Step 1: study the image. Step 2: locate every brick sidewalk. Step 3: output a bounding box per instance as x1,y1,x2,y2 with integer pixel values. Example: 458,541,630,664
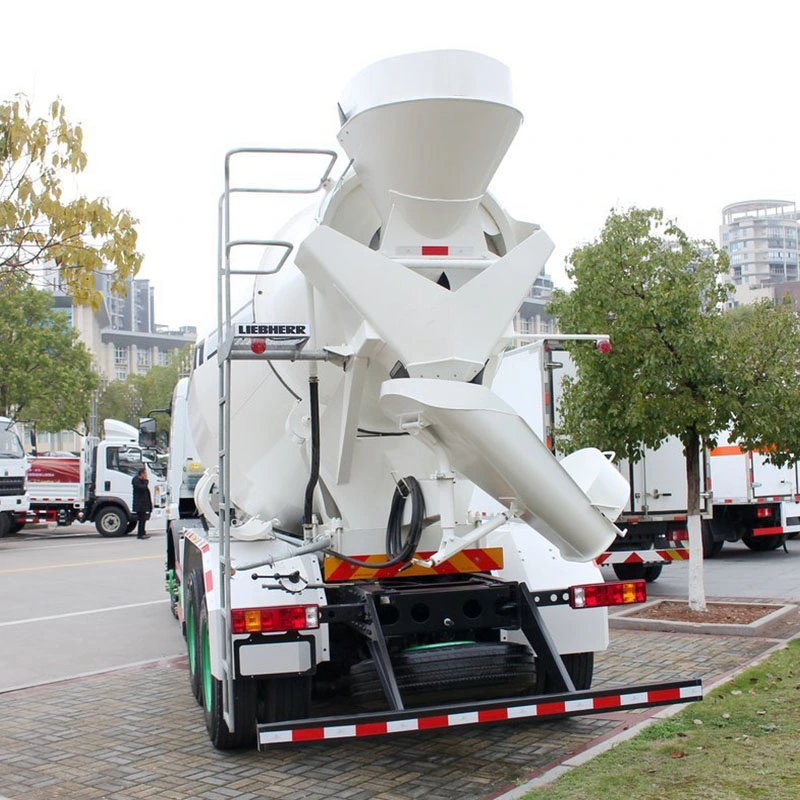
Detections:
0,626,788,800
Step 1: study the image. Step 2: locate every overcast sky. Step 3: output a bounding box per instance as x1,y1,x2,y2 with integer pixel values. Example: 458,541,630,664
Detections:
4,0,799,334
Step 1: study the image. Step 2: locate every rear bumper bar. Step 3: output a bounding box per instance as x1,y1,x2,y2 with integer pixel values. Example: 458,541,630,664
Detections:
257,678,702,747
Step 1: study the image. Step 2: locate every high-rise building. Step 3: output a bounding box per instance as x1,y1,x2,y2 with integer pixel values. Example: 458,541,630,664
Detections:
47,271,196,385
720,200,799,306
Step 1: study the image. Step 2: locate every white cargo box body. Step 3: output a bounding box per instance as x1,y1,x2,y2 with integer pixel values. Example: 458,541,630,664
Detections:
710,430,798,504
617,437,709,518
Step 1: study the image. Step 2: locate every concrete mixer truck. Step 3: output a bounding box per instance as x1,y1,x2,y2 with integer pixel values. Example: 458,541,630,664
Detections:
173,50,701,749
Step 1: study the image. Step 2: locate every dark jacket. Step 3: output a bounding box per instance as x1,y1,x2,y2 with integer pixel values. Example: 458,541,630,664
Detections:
132,474,153,515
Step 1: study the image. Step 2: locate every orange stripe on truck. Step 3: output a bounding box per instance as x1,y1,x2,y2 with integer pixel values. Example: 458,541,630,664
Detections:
324,548,504,581
709,445,744,457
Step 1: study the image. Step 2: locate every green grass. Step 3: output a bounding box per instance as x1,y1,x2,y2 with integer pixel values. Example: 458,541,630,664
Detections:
522,639,800,800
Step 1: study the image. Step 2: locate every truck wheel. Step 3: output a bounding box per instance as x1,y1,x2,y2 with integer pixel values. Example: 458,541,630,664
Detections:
199,600,256,749
350,642,536,709
186,569,204,704
0,513,10,537
642,564,663,582
743,533,785,552
126,519,138,534
166,569,180,620
612,563,645,581
260,676,312,722
702,522,724,558
8,520,24,533
537,652,594,693
95,507,127,537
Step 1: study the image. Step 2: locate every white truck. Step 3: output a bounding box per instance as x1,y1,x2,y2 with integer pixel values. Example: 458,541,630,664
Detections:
543,342,799,561
704,430,800,555
0,417,29,536
24,419,165,536
165,377,204,615
174,50,701,750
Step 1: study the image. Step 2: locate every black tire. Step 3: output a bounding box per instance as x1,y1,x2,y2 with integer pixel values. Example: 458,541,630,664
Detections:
260,676,312,723
199,600,256,749
743,533,785,552
0,513,10,537
95,506,128,537
186,569,204,704
350,642,536,709
642,564,663,582
612,563,645,581
537,652,594,693
126,519,138,534
702,522,724,558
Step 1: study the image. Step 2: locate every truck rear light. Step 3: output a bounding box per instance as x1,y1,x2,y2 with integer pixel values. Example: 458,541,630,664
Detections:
250,338,267,355
671,529,688,542
231,604,320,634
570,580,646,609
756,507,773,519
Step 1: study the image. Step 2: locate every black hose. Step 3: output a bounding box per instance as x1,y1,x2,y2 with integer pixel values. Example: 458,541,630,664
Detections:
302,376,320,524
325,476,426,569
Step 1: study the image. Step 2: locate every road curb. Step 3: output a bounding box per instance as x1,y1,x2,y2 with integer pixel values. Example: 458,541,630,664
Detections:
609,599,797,637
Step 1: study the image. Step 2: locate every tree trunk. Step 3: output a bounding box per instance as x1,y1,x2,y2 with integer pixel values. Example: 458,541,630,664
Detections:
685,429,707,612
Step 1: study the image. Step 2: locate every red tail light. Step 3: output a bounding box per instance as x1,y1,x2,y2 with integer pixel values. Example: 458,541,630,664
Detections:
231,605,320,634
671,529,688,542
250,338,267,355
570,580,646,609
756,507,773,519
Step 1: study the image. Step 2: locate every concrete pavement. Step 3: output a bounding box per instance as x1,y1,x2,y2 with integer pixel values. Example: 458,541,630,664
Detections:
2,615,795,799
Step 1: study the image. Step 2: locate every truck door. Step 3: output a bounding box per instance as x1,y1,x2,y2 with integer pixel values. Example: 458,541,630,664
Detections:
100,444,146,510
750,452,796,500
621,437,710,516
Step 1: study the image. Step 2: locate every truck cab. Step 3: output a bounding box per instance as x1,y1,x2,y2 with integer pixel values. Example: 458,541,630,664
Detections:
0,417,29,536
81,420,166,536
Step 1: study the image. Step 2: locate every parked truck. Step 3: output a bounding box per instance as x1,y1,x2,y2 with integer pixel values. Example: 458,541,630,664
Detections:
704,430,800,555
0,417,29,536
165,377,204,615
542,341,799,562
24,419,166,536
173,50,701,750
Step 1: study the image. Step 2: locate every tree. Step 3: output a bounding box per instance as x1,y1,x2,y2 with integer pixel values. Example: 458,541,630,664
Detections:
0,96,142,306
549,208,731,611
722,297,800,466
0,273,99,430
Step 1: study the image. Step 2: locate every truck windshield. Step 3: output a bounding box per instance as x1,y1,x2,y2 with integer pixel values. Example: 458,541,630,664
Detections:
0,428,24,458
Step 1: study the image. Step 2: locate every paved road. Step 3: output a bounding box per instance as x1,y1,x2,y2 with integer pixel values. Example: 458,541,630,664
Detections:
647,538,800,602
0,517,183,692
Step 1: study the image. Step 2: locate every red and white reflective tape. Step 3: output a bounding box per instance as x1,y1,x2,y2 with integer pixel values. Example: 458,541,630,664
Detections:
184,529,211,554
595,548,689,566
257,683,702,746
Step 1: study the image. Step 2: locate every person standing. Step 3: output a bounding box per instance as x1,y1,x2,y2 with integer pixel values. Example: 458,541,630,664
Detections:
132,467,153,540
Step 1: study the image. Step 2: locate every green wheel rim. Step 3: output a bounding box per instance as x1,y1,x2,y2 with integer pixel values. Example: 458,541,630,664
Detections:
202,615,213,713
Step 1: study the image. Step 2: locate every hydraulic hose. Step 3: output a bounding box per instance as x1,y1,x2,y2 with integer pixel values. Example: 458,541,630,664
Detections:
303,376,320,525
325,476,426,569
